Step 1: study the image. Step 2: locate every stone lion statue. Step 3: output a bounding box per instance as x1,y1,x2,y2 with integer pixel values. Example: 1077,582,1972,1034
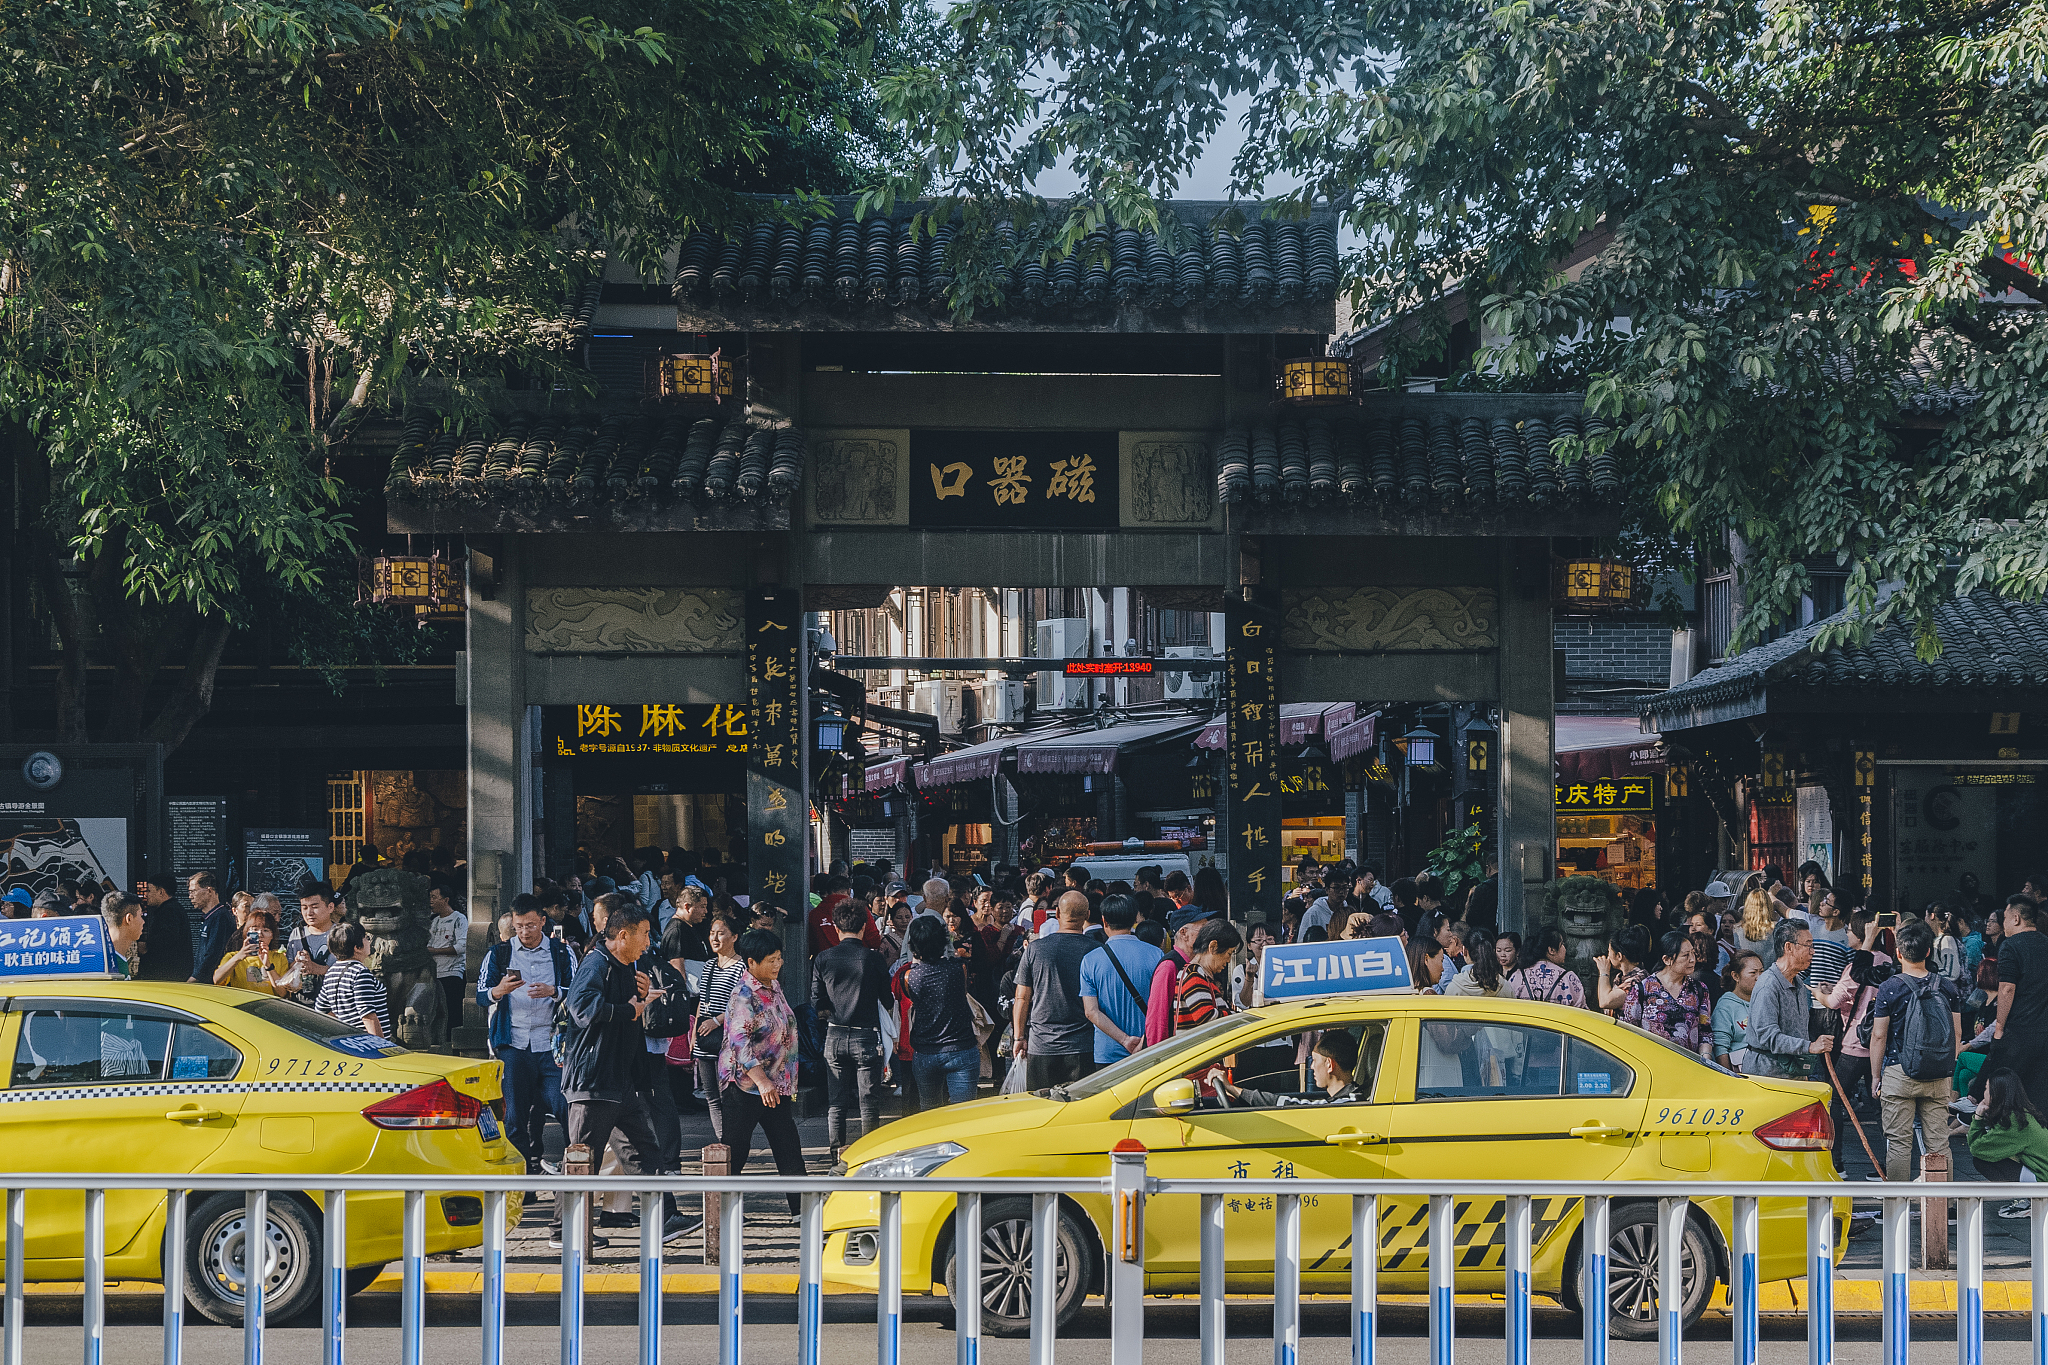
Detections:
346,868,448,1050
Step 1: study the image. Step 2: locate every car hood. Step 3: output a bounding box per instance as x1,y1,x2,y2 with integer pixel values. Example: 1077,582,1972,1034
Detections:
841,1091,1066,1168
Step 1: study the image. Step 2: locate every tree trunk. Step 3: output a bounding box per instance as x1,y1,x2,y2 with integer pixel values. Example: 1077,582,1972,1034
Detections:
142,614,233,751
33,537,89,743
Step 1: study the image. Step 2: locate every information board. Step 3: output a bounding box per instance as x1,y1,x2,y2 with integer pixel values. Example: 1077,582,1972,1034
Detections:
169,799,228,908
244,828,326,898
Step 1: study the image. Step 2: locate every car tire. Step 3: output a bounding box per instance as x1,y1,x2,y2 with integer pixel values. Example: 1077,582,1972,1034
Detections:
183,1193,321,1327
1563,1203,1714,1342
943,1197,1090,1338
344,1264,387,1298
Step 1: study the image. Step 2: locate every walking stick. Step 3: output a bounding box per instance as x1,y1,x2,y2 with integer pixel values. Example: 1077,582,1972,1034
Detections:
1824,1049,1885,1177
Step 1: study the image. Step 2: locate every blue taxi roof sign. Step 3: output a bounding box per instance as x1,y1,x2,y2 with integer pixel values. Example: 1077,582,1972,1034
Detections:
1255,935,1411,1005
0,915,114,980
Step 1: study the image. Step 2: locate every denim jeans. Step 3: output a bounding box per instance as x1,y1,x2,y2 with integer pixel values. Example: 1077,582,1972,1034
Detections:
501,1045,564,1163
911,1046,980,1108
824,1026,884,1146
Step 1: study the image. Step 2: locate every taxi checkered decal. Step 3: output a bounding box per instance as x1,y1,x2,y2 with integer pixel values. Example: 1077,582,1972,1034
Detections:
1378,1197,1579,1272
0,1080,410,1105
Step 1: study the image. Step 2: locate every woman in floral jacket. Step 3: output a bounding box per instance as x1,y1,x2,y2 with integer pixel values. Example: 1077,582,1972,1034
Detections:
718,927,805,1212
1621,929,1714,1057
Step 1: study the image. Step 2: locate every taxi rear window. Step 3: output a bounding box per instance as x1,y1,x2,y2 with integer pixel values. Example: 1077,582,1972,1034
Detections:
234,997,409,1052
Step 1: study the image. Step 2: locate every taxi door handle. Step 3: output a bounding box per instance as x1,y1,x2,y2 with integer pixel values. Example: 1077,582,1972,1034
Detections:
1569,1123,1629,1140
1325,1127,1384,1147
165,1106,222,1124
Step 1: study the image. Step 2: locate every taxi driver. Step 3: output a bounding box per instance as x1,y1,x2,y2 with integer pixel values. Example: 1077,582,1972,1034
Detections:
1222,1029,1364,1108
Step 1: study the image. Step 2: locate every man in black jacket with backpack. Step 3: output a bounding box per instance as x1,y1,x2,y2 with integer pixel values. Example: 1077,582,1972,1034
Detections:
549,896,692,1247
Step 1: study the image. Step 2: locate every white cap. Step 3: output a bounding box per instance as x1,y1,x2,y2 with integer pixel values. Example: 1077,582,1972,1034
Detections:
1703,880,1732,898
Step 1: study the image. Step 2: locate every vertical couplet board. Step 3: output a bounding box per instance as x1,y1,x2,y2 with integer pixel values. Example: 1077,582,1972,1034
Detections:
1226,596,1281,923
747,589,807,933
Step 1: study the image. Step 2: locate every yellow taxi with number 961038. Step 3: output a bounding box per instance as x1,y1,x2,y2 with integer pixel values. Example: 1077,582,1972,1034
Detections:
0,978,524,1325
823,993,1845,1338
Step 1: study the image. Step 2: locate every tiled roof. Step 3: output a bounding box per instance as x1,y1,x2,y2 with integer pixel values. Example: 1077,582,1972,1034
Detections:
385,410,803,506
1644,590,2048,726
1216,409,1621,509
671,202,1339,323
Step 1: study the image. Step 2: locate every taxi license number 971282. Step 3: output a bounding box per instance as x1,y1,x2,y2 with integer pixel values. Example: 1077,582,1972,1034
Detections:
1655,1106,1745,1127
266,1057,369,1078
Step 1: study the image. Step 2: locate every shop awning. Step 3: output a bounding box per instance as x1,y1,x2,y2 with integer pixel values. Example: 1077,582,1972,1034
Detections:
914,734,1017,789
1556,714,1666,782
1194,703,1349,751
863,757,910,793
1327,710,1381,763
1015,717,1208,776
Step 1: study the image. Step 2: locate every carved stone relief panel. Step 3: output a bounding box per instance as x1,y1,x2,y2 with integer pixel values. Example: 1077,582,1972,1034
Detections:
526,588,743,654
1281,587,1498,651
807,429,910,525
1119,431,1217,527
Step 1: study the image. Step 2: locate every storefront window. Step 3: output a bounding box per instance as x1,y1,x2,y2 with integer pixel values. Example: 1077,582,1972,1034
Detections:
1555,775,1657,894
1281,816,1346,882
1890,766,2048,915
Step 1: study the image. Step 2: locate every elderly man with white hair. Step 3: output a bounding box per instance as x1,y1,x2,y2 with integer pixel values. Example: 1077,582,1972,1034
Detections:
894,877,952,963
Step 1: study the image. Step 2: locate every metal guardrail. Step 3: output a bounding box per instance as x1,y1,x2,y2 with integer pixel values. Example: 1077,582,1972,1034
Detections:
1,1171,2044,1365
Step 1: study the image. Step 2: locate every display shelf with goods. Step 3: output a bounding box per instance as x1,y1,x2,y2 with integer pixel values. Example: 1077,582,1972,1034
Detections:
1280,817,1347,882
1555,813,1656,893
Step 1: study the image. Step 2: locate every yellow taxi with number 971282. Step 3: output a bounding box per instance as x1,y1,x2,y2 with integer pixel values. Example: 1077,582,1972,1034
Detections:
824,991,1844,1338
0,972,524,1325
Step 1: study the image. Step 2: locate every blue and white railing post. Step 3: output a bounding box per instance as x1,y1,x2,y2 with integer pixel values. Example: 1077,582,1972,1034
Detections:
1731,1194,1758,1365
1108,1142,1147,1365
243,1189,266,1365
1351,1194,1377,1365
1957,1196,1983,1365
83,1187,104,1365
1881,1197,1908,1365
1199,1193,1225,1365
1506,1195,1532,1365
1274,1192,1302,1365
954,1193,982,1365
401,1188,425,1365
480,1189,504,1365
1807,1198,1835,1365
799,1193,825,1365
1657,1197,1686,1365
2032,1193,2047,1365
1582,1194,1608,1365
561,1186,587,1365
1029,1194,1056,1365
165,1189,188,1365
638,1189,662,1365
878,1190,903,1365
1428,1194,1455,1365
3,1188,20,1365
718,1191,743,1365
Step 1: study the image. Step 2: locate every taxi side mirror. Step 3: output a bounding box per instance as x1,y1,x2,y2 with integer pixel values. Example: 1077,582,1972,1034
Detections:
1151,1078,1197,1116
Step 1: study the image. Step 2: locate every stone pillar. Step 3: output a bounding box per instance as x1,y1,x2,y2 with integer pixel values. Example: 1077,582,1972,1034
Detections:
1496,539,1553,935
1225,593,1281,923
465,539,528,964
746,586,808,982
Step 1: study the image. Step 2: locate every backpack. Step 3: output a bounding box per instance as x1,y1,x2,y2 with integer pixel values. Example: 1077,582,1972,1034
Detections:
1895,974,1956,1081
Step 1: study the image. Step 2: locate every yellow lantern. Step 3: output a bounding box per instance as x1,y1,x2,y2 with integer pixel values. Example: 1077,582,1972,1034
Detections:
1277,358,1353,404
1555,557,1637,610
653,351,734,402
369,554,436,607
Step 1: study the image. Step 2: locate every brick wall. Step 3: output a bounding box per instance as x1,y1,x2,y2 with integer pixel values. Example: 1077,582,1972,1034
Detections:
1556,616,1672,716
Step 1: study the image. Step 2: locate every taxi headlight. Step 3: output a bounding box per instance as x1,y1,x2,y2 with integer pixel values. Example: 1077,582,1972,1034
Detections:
851,1142,966,1182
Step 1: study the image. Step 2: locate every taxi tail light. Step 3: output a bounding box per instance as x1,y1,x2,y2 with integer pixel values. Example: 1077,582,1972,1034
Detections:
361,1080,484,1130
1754,1101,1833,1150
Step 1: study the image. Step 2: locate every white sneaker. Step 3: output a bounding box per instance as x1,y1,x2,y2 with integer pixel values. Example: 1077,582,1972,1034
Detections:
540,1159,561,1176
1997,1200,2031,1219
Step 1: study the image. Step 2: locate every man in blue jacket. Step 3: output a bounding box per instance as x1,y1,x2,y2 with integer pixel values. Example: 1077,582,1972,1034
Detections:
548,898,689,1247
478,895,575,1175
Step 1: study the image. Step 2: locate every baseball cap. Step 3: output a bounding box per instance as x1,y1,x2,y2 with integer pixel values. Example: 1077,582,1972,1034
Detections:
1168,905,1211,934
31,892,62,913
885,881,909,896
1703,880,1732,898
3,888,33,909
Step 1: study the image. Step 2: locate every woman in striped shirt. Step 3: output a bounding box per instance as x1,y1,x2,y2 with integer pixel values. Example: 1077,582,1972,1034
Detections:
691,916,747,1142
1171,920,1243,1033
314,923,391,1037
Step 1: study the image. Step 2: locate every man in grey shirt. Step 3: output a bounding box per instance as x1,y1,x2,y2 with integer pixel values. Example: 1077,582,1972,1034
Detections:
1744,918,1833,1078
1012,892,1099,1090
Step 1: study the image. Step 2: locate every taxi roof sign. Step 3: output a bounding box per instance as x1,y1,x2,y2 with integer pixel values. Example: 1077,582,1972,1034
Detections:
0,915,113,981
1255,935,1411,1005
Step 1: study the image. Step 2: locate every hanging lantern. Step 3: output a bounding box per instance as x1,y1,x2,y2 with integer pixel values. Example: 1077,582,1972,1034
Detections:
651,350,735,402
368,554,436,606
1463,718,1497,774
414,599,464,627
1554,557,1637,611
1276,358,1354,404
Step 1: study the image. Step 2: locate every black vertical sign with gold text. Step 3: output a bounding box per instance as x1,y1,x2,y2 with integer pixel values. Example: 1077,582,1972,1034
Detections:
747,589,806,925
1225,597,1281,922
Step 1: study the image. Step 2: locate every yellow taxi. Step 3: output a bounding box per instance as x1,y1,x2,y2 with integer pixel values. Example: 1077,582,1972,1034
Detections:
824,993,1844,1337
0,976,524,1324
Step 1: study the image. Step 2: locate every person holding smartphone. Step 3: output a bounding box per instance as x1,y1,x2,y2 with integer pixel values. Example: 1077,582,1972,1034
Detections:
213,909,292,996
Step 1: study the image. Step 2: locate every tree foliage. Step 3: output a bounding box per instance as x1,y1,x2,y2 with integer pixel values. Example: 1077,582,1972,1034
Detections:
877,0,2048,656
0,0,890,742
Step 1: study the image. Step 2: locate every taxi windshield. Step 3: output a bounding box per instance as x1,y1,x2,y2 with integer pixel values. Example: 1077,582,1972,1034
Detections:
234,997,410,1051
1057,1012,1263,1101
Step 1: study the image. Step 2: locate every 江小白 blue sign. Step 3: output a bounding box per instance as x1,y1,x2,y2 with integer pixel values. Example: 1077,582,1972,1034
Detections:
1256,935,1411,1004
0,916,110,978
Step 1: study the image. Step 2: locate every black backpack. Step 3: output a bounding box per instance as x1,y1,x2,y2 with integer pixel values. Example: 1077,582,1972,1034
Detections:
1895,974,1956,1081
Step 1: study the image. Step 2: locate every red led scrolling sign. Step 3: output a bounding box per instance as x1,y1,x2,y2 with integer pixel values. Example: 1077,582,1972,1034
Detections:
1063,659,1156,676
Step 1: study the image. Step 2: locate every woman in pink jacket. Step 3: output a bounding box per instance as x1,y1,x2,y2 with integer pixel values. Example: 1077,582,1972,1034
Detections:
1820,912,1894,1172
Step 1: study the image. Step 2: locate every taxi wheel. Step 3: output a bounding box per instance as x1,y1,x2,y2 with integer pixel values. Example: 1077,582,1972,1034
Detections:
183,1193,321,1328
943,1197,1090,1338
1575,1204,1714,1342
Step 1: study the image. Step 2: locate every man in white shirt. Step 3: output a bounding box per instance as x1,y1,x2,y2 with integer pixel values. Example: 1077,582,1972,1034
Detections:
480,897,572,1172
1357,864,1395,910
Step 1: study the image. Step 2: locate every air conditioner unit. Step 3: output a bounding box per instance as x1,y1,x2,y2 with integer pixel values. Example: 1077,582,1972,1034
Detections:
1163,645,1216,701
1034,617,1093,710
911,680,971,736
980,680,1028,724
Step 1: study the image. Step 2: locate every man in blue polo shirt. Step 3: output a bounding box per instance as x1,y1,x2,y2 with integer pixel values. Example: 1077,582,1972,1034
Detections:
1079,894,1165,1064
